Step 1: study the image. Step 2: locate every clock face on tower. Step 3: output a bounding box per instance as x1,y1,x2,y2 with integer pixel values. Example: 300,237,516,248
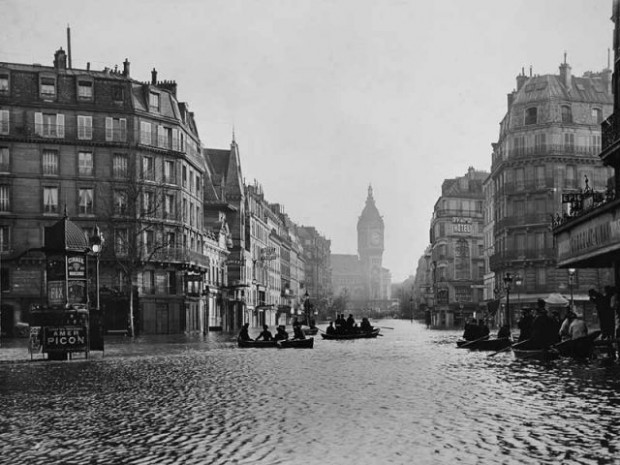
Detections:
370,231,381,246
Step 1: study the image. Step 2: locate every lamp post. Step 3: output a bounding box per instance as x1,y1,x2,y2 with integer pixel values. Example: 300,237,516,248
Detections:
515,274,522,309
90,226,104,313
568,268,576,310
303,290,310,326
503,272,513,328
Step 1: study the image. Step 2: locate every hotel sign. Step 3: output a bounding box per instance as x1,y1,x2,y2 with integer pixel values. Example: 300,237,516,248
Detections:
556,209,620,263
452,217,472,234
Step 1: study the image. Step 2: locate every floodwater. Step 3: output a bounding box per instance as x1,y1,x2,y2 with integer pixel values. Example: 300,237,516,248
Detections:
1,320,620,465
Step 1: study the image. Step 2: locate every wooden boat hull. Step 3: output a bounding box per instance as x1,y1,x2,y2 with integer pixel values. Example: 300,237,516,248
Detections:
456,337,489,348
458,338,511,351
554,331,601,358
320,328,380,340
302,327,319,336
513,348,560,361
237,339,278,348
277,337,314,349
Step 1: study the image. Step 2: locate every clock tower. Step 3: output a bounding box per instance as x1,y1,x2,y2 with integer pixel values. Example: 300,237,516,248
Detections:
357,185,385,300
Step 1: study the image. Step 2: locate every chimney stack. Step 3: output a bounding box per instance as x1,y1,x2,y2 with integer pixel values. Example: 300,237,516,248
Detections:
123,59,130,78
151,68,157,85
53,48,67,70
66,25,72,69
516,68,527,91
559,52,572,89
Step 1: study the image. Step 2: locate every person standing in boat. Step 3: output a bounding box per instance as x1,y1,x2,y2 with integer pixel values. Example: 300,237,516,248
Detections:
255,324,274,341
346,314,356,331
326,321,336,335
527,299,556,349
238,323,253,341
517,308,533,342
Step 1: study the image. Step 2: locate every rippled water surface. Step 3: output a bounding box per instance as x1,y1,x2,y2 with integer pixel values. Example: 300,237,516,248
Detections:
2,320,620,465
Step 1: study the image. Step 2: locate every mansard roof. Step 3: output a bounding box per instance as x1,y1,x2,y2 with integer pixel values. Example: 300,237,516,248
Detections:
512,72,612,106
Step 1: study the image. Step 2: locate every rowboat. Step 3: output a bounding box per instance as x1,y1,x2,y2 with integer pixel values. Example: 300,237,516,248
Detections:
320,328,381,340
553,331,601,359
277,337,314,349
512,347,560,361
237,338,278,348
457,338,512,351
456,336,489,348
302,326,319,336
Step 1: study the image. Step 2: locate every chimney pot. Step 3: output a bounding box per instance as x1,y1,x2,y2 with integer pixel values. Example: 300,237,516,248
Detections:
123,59,130,77
53,48,67,70
151,68,157,85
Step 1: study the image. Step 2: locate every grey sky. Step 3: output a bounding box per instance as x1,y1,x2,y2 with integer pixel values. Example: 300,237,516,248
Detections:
0,0,613,281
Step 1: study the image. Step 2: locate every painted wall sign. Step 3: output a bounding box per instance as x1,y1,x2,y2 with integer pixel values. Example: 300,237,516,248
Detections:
48,280,65,306
556,209,620,261
67,256,86,278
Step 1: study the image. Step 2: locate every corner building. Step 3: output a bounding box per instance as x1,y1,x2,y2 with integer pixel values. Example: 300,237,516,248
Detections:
490,60,613,324
0,49,231,335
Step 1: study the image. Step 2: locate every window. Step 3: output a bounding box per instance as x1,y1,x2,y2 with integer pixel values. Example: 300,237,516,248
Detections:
0,73,8,94
190,201,194,226
114,190,127,215
113,154,128,178
534,133,546,150
40,77,56,98
35,113,64,138
149,92,160,111
164,194,174,218
564,133,575,151
536,267,547,286
196,175,201,193
115,228,128,255
182,165,187,188
140,121,152,145
77,115,93,140
525,107,537,125
561,105,572,123
105,117,127,142
592,108,603,124
157,125,170,148
143,270,154,293
565,165,576,188
143,191,154,215
164,160,175,184
144,230,154,254
183,198,188,221
515,168,525,190
112,86,124,102
0,148,8,172
77,80,93,99
43,187,59,213
142,156,154,181
535,165,546,188
0,109,8,134
78,152,93,176
42,150,59,175
166,232,176,247
0,225,9,252
0,185,9,212
78,188,94,215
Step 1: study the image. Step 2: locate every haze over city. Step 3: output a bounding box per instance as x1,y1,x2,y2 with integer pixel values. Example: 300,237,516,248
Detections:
1,0,613,281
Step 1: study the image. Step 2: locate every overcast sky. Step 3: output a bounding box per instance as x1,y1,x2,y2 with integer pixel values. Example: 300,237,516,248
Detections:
1,0,614,281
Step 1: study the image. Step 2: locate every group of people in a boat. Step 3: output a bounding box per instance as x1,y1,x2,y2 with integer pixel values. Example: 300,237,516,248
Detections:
462,319,490,341
325,314,373,335
238,321,306,342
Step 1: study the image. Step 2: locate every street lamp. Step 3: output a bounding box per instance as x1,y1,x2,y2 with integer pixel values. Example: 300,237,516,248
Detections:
568,268,576,310
303,290,310,325
89,226,104,313
503,272,513,329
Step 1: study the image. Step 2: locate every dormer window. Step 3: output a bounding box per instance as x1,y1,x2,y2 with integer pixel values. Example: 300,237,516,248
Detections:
561,105,573,124
0,73,9,94
525,107,537,125
77,79,93,100
149,91,160,111
39,76,56,99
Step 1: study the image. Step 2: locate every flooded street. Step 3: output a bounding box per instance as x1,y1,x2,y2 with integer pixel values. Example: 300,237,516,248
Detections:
2,320,620,465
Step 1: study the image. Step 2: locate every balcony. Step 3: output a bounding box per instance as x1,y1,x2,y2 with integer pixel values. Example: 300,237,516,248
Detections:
495,213,550,230
148,247,209,269
489,248,556,270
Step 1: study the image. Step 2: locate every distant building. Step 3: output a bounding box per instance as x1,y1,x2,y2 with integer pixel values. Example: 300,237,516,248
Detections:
331,186,391,315
298,225,332,318
428,167,488,328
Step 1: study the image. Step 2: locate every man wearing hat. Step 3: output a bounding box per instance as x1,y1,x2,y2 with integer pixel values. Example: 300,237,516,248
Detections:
517,307,533,342
526,299,557,349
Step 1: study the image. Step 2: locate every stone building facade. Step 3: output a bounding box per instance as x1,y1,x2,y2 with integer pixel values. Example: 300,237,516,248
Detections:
0,49,231,335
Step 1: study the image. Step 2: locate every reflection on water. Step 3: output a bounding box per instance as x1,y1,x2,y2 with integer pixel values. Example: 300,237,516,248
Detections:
1,321,620,464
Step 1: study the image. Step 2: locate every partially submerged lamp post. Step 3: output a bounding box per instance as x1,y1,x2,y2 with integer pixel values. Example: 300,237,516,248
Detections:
568,268,576,310
503,272,513,328
90,226,104,314
303,290,310,325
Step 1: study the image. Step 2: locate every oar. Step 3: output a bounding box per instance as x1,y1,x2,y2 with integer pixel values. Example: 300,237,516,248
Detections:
459,334,489,349
380,326,394,330
487,338,528,357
